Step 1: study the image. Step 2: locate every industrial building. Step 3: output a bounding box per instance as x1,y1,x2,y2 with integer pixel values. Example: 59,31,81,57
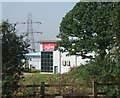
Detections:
25,40,87,74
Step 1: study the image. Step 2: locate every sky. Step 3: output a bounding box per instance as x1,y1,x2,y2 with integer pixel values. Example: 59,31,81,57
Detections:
2,2,77,51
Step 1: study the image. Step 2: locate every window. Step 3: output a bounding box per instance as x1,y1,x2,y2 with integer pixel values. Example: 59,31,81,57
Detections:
68,61,70,66
62,60,66,66
62,61,70,66
41,52,53,72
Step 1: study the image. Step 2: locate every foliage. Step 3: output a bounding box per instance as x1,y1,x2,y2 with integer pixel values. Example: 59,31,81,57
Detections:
70,55,120,81
57,2,120,60
14,74,92,97
68,55,120,96
46,74,91,96
1,20,29,96
22,68,41,73
20,73,59,84
68,65,89,81
14,73,60,96
57,2,120,96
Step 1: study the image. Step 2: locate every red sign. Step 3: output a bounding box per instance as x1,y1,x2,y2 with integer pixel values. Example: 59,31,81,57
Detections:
42,43,56,51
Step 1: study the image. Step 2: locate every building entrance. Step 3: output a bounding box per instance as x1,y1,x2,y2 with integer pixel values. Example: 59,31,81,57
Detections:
41,51,53,72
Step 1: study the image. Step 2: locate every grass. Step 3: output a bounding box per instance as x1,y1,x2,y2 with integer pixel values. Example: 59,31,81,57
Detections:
16,72,92,97
20,72,60,85
19,67,84,85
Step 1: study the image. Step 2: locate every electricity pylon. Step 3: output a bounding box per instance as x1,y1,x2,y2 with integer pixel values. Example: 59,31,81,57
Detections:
20,12,42,52
10,13,42,52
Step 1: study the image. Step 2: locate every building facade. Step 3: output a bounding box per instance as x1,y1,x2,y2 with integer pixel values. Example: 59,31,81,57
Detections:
26,40,87,74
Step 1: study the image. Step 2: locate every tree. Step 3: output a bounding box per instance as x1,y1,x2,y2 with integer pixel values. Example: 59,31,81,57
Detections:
57,2,120,96
1,20,29,96
57,2,120,60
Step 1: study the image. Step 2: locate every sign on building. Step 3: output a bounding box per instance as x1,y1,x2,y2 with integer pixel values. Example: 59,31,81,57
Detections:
42,42,56,51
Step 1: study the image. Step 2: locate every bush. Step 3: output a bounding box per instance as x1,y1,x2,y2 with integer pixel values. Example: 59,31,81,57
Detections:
22,67,41,73
1,20,29,96
46,74,91,96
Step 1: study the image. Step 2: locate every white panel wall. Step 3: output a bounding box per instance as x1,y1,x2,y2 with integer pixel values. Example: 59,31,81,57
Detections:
53,50,60,73
61,52,76,73
53,51,87,74
40,44,43,51
28,57,41,70
27,49,88,73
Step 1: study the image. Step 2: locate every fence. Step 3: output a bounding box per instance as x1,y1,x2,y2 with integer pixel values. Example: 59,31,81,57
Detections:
40,82,92,98
2,81,120,98
94,81,120,98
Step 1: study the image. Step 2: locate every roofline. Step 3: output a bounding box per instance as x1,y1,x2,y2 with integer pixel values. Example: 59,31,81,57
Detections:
37,40,59,43
24,52,41,57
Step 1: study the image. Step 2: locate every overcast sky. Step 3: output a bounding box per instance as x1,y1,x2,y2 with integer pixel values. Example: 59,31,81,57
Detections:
2,2,77,51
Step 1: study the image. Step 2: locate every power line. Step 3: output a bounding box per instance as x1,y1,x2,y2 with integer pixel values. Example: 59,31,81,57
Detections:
7,13,42,52
18,13,42,52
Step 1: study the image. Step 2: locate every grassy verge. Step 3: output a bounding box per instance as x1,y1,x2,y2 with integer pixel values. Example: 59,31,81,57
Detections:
16,72,92,96
20,73,60,84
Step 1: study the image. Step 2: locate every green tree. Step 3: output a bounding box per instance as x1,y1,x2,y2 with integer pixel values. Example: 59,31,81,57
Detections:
1,20,29,96
57,2,120,60
57,2,120,96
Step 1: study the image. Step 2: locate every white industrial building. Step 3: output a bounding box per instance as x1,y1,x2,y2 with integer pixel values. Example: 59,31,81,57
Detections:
25,40,87,74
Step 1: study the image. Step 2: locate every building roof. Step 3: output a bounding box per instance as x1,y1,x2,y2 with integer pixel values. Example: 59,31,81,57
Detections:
37,40,59,43
24,52,41,57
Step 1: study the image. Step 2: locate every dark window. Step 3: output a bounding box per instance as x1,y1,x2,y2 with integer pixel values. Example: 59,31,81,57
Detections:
68,61,70,66
65,61,70,66
62,60,66,66
41,51,53,72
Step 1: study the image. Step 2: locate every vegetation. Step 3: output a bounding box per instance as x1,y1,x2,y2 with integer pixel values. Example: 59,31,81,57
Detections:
46,74,91,96
57,2,120,96
23,68,41,73
14,73,61,96
20,73,59,84
1,20,29,96
1,2,120,97
57,2,120,60
17,73,91,97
